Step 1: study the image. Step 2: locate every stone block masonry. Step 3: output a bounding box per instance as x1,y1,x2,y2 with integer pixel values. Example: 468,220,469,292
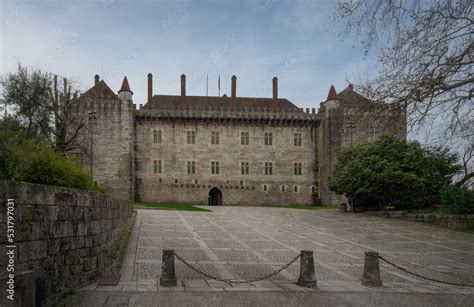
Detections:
0,180,133,306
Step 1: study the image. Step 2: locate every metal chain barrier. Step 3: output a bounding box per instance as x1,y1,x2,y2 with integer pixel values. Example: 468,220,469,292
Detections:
378,255,474,288
173,252,301,284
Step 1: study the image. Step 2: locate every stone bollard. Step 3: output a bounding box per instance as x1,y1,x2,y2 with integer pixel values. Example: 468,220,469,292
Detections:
297,250,317,288
361,251,382,287
339,203,347,213
160,249,177,287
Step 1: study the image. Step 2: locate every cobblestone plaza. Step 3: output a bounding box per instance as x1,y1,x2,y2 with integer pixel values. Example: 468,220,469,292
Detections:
81,207,474,295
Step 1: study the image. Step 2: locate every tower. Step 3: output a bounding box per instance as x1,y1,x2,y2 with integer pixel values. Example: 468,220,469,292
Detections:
72,75,135,200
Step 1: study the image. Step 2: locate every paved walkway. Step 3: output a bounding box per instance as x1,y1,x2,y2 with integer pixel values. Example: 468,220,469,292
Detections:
68,207,474,306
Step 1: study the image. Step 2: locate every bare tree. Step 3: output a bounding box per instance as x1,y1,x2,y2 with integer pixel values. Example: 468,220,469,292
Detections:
336,0,473,186
48,75,85,152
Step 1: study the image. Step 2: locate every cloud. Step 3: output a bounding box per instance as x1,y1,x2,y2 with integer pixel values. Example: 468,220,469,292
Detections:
0,0,373,107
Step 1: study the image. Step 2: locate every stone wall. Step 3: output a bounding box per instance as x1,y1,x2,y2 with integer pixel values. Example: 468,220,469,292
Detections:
72,95,135,201
135,118,318,205
364,211,474,231
0,181,133,306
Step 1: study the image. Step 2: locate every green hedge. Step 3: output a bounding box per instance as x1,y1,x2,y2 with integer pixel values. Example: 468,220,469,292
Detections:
0,117,98,191
439,185,474,214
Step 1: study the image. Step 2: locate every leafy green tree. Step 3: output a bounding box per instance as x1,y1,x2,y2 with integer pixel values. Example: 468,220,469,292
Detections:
1,64,51,139
1,63,84,151
329,137,461,210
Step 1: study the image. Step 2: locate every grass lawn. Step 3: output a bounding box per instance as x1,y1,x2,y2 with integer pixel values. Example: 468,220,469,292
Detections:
128,201,212,212
128,202,336,212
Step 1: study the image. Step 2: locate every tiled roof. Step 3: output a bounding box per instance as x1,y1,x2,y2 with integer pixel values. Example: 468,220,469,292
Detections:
81,80,117,99
144,95,301,112
336,85,371,105
119,76,131,93
326,85,337,101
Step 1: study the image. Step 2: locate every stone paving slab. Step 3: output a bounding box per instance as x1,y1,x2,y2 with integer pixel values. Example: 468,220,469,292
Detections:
81,207,474,297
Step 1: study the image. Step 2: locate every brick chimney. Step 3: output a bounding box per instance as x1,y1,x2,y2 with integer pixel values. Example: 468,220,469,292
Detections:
147,73,153,103
94,74,99,86
181,74,186,96
272,77,278,100
231,75,236,98
272,77,278,112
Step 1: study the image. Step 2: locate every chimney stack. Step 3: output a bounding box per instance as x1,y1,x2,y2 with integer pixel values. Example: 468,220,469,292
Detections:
231,75,237,98
147,73,153,103
272,77,278,100
94,74,99,86
181,74,186,96
272,77,278,112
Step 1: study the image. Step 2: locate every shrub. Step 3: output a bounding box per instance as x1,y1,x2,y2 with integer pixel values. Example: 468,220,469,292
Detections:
439,185,474,214
15,146,96,190
329,137,461,211
0,117,98,191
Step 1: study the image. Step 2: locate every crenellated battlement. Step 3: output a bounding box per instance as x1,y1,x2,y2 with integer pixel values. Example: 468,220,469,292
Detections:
133,105,319,124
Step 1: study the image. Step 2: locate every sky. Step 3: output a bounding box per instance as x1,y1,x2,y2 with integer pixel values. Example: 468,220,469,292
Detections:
0,0,377,108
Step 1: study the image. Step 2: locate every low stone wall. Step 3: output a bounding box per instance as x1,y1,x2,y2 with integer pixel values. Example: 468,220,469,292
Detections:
364,210,474,231
0,180,133,306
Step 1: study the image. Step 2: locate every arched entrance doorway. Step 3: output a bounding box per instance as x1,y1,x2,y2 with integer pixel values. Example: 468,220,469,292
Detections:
208,187,222,206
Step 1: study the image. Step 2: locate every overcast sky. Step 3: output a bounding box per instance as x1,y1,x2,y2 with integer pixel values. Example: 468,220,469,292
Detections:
1,0,377,108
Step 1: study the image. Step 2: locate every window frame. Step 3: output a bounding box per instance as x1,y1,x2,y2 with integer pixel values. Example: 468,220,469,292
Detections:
264,132,273,146
241,162,250,175
211,131,220,145
241,131,249,145
211,161,220,174
294,133,302,146
187,161,196,174
264,162,273,175
153,160,162,174
294,162,302,175
187,130,196,144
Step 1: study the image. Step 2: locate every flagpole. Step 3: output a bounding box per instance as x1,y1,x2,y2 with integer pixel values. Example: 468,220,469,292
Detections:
218,75,221,96
206,75,208,96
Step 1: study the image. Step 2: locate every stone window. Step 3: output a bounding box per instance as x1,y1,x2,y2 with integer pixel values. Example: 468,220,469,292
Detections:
281,185,286,192
211,131,220,145
294,186,298,192
312,186,316,193
240,180,244,186
187,131,196,144
294,162,302,175
241,132,249,145
175,179,179,184
264,132,273,146
153,129,162,144
153,160,162,174
241,162,249,175
263,184,267,191
264,162,273,175
211,161,220,174
187,161,196,174
294,133,302,146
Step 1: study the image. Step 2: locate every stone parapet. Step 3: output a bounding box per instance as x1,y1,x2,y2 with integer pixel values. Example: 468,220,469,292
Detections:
364,210,474,231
